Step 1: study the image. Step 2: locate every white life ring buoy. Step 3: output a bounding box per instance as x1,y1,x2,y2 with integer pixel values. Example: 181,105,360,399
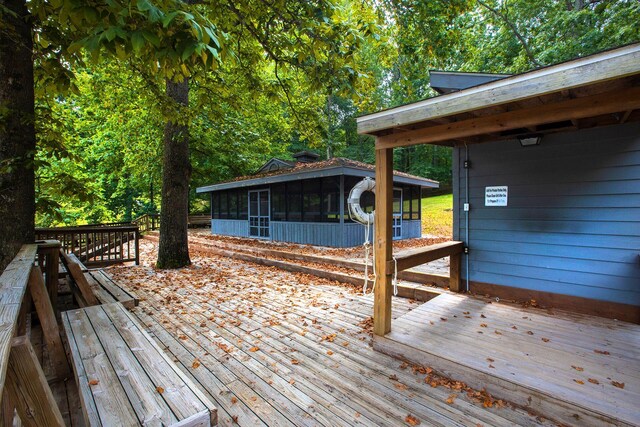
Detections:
348,177,375,225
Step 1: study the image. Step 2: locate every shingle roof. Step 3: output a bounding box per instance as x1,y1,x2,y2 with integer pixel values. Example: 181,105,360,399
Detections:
196,157,438,193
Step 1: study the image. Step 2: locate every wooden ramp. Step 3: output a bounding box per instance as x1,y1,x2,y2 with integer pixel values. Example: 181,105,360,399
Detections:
374,293,640,427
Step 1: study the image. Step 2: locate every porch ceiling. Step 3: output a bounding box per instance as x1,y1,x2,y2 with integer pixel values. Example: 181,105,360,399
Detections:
357,43,640,148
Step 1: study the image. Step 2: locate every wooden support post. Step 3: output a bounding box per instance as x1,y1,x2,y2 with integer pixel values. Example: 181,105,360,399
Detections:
28,267,70,380
6,336,65,427
36,241,61,313
374,146,394,336
449,251,462,292
1,389,16,427
45,243,60,312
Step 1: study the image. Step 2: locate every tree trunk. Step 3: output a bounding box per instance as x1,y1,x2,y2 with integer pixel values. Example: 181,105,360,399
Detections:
157,77,191,268
0,0,35,270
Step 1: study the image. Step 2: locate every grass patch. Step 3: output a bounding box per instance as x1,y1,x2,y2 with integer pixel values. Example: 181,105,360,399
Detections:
421,193,453,238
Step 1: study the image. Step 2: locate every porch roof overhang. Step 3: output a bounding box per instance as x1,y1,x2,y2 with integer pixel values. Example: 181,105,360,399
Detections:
357,43,640,149
195,165,438,193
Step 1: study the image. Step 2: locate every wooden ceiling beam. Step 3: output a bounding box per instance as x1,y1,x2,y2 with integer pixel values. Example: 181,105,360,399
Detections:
376,86,640,150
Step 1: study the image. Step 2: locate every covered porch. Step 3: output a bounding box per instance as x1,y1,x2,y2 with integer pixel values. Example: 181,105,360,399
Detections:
359,43,640,426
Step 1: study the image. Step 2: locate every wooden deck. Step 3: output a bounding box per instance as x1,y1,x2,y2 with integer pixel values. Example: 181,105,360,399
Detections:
106,243,554,427
374,293,640,427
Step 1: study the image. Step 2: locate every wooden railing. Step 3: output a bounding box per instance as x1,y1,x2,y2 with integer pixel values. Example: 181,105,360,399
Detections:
35,225,139,266
133,213,211,232
133,213,160,233
0,242,70,425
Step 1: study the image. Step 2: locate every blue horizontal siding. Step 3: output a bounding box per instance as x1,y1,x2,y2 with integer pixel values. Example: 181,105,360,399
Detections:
212,220,249,237
454,122,640,305
470,271,640,305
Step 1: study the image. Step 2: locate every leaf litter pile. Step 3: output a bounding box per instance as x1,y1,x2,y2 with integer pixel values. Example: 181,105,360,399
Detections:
107,238,554,426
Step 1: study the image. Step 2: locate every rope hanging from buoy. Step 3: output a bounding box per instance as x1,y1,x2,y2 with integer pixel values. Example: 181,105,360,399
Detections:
347,177,399,296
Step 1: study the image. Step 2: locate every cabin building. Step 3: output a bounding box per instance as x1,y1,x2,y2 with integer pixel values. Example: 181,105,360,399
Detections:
357,43,640,330
196,152,438,247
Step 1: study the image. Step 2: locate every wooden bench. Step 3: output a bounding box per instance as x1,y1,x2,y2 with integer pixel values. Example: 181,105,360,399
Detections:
0,244,69,426
60,251,138,308
84,269,139,309
62,303,217,426
187,215,211,228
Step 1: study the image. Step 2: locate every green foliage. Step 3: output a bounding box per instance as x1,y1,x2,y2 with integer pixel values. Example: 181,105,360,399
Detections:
28,0,639,224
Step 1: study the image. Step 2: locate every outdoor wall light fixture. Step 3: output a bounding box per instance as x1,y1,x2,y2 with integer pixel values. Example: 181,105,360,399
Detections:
518,134,542,147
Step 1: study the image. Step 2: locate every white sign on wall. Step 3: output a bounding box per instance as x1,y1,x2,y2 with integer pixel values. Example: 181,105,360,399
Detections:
485,186,508,206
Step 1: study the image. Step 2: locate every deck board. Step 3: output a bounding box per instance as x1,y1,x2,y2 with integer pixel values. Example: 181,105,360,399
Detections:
107,240,557,427
377,293,640,427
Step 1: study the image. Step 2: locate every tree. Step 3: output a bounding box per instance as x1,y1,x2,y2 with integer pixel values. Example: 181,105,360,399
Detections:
157,77,191,267
0,0,222,268
0,0,35,270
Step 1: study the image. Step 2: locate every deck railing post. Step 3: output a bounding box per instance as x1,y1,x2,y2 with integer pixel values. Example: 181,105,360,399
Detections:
449,251,462,292
36,240,61,313
374,145,394,336
134,228,140,265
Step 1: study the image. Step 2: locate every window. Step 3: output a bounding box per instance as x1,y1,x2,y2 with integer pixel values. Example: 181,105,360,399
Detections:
411,187,421,220
228,190,238,219
271,183,286,221
238,190,248,220
287,181,302,221
303,179,322,222
219,191,228,219
212,192,220,219
322,177,340,222
403,186,411,220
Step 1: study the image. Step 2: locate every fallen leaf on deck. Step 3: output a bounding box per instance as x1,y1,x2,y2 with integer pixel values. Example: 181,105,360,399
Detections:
88,379,99,386
327,350,334,356
571,365,584,372
611,381,625,389
231,397,238,404
594,349,610,355
480,323,487,328
541,338,550,342
511,325,518,330
445,393,457,404
291,359,299,365
405,414,421,425
574,379,584,385
249,346,260,352
526,331,534,335
394,383,408,390
486,358,494,363
192,359,201,369
231,415,238,423
389,374,399,381
588,378,599,384
494,330,502,335
480,314,486,318
156,386,165,394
